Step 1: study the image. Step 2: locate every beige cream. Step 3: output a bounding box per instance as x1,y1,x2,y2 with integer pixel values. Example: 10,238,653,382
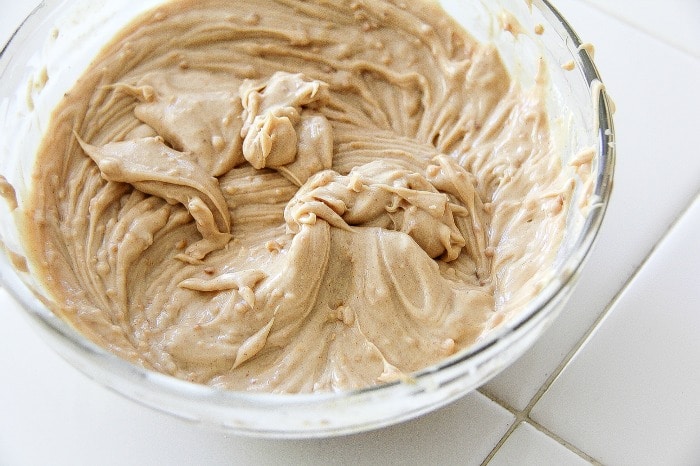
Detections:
23,0,577,393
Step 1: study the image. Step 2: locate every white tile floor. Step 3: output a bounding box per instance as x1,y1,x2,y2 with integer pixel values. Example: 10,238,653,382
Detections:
1,0,699,465
530,194,700,466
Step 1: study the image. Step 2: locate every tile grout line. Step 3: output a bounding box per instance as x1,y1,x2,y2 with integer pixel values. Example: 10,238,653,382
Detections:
478,188,700,463
526,417,602,465
477,408,523,466
578,0,700,61
479,390,600,465
478,390,600,465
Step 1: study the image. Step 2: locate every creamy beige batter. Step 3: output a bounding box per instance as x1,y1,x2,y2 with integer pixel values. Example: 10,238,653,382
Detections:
23,0,576,393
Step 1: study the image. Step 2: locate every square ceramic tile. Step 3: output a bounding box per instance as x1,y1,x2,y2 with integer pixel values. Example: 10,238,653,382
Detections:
530,194,700,465
488,422,591,466
0,291,515,465
578,0,700,59
481,0,700,411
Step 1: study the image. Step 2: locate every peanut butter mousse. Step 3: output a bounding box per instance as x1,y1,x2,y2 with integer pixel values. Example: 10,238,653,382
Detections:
23,0,578,393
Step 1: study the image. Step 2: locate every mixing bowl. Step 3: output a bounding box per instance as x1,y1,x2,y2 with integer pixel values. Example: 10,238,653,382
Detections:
0,0,614,438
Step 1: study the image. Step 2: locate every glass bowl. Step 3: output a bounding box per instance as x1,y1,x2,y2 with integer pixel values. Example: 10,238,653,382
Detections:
0,0,614,438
